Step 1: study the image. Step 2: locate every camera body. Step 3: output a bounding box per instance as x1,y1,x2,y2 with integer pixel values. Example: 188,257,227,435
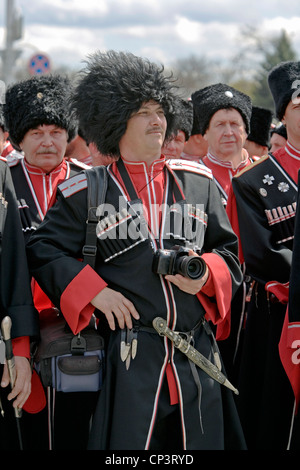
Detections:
152,245,207,280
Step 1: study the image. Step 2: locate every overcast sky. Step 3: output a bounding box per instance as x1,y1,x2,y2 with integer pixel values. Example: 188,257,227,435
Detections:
0,0,300,73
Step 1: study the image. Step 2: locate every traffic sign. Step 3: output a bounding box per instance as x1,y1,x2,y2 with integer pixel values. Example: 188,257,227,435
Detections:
28,53,51,76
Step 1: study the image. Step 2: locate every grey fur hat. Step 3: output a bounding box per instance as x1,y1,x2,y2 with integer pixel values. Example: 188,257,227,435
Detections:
191,83,252,135
72,50,179,157
4,74,77,150
268,61,300,120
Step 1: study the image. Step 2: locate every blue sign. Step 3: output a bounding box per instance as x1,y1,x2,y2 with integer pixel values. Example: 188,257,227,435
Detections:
28,53,51,75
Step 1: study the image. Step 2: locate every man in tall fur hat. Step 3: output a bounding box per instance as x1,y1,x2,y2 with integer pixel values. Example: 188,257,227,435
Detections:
180,99,208,162
189,84,258,383
3,74,95,450
244,105,273,158
191,83,254,206
162,99,193,159
27,50,246,450
226,60,300,450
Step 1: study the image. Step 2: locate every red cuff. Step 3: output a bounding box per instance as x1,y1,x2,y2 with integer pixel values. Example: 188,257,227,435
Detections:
197,253,232,340
60,264,107,334
12,336,30,358
265,281,289,303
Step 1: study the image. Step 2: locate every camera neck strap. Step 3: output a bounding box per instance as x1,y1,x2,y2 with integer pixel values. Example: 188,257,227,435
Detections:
116,157,185,205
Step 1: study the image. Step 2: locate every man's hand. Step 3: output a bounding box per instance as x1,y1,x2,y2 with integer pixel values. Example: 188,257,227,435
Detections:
91,287,140,330
1,356,32,409
165,250,209,294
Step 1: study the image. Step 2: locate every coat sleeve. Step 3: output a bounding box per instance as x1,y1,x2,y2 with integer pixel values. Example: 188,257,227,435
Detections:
231,174,292,286
0,161,39,341
26,184,107,334
197,178,243,339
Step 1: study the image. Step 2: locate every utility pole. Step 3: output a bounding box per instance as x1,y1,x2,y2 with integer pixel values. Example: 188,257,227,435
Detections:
0,0,23,85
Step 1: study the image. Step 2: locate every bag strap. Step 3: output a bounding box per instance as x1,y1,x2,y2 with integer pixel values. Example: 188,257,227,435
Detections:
82,166,108,269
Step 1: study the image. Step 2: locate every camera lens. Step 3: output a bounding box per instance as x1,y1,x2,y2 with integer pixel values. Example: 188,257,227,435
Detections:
177,256,206,280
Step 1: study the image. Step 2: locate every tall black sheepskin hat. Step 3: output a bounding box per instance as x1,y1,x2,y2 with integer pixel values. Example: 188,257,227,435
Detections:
4,74,77,150
0,105,6,131
191,83,252,135
247,105,273,147
268,61,300,120
173,99,193,141
72,50,179,157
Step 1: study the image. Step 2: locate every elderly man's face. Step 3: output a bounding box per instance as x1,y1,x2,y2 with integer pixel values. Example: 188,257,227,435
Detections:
20,124,68,173
204,108,247,161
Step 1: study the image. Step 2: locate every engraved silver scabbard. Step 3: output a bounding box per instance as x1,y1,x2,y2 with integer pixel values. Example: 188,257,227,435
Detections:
153,317,239,395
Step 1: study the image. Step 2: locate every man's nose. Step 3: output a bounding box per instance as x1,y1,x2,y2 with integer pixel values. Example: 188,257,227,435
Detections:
41,133,53,146
223,123,233,135
151,113,163,125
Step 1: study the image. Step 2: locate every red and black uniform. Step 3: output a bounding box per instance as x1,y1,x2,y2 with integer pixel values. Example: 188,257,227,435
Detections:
201,150,256,207
227,141,300,450
9,157,89,311
27,157,246,450
200,151,258,382
9,156,94,450
0,158,39,450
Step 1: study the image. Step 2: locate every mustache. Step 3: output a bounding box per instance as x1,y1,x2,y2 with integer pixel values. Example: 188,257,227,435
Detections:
146,128,164,134
36,149,58,155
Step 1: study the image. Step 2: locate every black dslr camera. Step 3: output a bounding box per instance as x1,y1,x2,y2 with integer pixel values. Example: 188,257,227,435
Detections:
152,245,207,280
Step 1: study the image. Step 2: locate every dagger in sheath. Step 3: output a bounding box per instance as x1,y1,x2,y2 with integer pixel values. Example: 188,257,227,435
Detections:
153,316,239,395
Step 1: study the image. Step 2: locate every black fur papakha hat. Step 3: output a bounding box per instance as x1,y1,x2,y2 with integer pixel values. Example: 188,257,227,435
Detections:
247,106,273,147
4,74,77,150
72,50,179,157
268,61,300,120
191,83,252,135
173,99,193,141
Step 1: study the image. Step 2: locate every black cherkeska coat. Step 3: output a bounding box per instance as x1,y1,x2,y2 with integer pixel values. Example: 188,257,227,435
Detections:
0,159,39,450
27,158,246,450
231,152,299,450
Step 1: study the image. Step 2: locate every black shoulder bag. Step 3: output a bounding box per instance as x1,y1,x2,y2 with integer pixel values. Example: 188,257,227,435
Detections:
35,166,108,393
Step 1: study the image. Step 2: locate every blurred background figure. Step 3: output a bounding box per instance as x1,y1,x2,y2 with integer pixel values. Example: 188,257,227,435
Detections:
244,105,273,158
180,98,208,161
270,123,287,153
162,99,193,159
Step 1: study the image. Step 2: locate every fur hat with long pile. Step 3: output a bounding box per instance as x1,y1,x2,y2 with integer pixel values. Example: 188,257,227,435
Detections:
191,83,252,135
72,50,179,157
4,74,77,150
268,61,300,120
